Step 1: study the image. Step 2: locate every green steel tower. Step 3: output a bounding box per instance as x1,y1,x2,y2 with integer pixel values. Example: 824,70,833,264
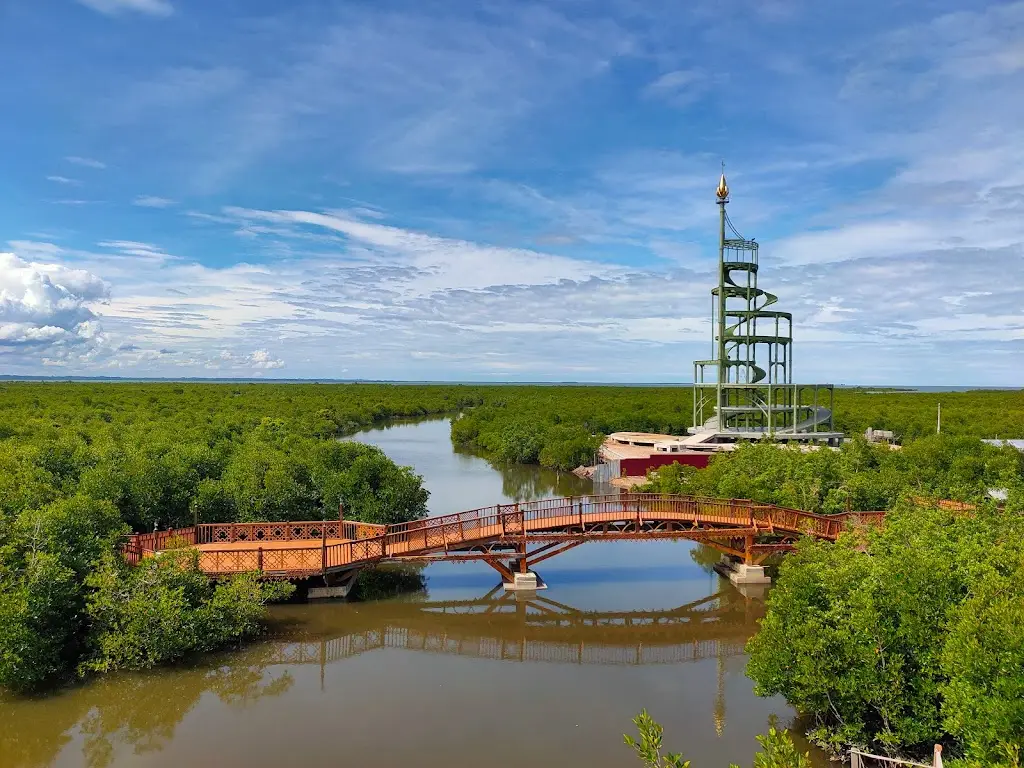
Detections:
691,172,842,445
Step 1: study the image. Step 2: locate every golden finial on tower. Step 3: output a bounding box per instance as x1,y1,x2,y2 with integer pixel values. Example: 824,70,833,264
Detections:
716,162,729,200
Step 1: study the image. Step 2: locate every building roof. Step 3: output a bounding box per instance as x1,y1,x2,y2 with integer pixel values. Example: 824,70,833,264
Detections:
607,432,682,446
982,439,1024,452
601,433,705,461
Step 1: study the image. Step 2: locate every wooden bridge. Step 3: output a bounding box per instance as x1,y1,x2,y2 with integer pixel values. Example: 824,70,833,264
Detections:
123,493,884,590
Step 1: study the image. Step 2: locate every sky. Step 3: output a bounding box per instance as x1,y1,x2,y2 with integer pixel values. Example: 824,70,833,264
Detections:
0,0,1022,384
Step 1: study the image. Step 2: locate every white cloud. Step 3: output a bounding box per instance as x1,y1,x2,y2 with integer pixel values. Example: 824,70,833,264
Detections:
132,195,176,208
247,349,285,370
222,206,626,293
65,156,106,169
0,251,109,353
97,240,175,262
47,175,80,185
75,0,172,17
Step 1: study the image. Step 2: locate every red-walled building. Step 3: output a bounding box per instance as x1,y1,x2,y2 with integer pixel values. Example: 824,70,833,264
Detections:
596,432,724,480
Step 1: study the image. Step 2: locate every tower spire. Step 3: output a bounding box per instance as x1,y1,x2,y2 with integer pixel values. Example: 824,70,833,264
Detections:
716,162,729,201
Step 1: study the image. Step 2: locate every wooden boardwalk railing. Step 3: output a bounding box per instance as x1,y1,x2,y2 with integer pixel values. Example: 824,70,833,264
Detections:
123,493,886,580
193,519,388,545
850,746,943,767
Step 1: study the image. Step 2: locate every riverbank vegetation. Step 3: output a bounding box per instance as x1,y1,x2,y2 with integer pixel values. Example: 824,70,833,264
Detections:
625,710,811,767
0,382,443,693
450,387,693,469
451,386,1024,471
641,435,1023,511
639,434,1024,765
747,497,1024,767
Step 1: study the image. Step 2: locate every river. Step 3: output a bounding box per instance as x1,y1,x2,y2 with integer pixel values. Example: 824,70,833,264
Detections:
1,418,824,768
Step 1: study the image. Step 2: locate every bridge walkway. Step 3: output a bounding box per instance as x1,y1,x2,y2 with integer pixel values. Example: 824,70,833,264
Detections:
123,493,884,582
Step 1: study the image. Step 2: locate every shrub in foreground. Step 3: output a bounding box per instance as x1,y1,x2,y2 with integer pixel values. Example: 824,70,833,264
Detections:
624,710,811,767
0,496,126,692
746,495,1024,765
82,551,293,674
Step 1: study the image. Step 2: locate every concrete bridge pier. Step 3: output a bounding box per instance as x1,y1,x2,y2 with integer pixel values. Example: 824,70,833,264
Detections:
503,570,547,591
500,547,548,591
714,559,771,587
308,568,361,600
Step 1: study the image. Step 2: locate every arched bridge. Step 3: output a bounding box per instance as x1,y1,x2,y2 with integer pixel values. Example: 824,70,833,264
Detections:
124,493,884,589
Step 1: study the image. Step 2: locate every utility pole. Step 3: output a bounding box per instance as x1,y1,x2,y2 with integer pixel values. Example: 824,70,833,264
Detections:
937,402,941,435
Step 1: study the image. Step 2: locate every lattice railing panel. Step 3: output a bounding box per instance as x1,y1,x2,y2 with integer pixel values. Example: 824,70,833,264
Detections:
197,521,343,545
341,521,388,540
198,549,260,574
260,546,322,574
126,527,196,553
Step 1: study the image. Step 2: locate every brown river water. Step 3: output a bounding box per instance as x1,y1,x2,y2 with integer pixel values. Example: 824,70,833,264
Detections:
0,419,828,768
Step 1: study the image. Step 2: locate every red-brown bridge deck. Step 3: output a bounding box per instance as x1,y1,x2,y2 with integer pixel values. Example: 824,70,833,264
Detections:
123,493,885,580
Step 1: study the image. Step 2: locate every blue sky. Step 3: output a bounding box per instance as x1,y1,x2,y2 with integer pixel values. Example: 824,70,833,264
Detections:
1,0,1022,384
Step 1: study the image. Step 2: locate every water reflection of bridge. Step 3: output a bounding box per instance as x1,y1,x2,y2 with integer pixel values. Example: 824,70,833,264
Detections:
266,583,763,668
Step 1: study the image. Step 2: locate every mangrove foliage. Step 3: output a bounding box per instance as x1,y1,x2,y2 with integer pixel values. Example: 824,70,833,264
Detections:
0,382,445,693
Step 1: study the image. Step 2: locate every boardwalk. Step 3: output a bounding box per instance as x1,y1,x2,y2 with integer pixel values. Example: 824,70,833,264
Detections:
124,493,885,581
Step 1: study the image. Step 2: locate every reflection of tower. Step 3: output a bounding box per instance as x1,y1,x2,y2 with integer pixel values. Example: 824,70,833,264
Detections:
692,170,843,446
714,638,726,737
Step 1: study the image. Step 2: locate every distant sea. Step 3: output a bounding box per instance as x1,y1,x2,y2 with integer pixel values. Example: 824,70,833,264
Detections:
0,376,1019,393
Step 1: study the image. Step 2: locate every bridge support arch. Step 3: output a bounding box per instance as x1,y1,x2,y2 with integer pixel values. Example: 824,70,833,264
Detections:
475,540,580,591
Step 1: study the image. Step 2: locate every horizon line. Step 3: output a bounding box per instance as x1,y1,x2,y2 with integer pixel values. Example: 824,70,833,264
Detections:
0,375,1019,391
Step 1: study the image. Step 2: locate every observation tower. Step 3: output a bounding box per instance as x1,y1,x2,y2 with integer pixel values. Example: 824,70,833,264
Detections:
689,172,842,446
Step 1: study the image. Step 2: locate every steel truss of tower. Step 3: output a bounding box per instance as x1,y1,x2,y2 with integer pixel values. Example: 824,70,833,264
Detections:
691,174,843,445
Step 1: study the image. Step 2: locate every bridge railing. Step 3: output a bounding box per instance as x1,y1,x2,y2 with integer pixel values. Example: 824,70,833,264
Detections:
196,520,345,545
123,493,886,576
380,493,773,556
122,539,143,566
751,505,887,539
850,746,943,768
193,534,391,577
343,521,389,540
192,519,389,546
385,504,507,555
129,526,197,552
